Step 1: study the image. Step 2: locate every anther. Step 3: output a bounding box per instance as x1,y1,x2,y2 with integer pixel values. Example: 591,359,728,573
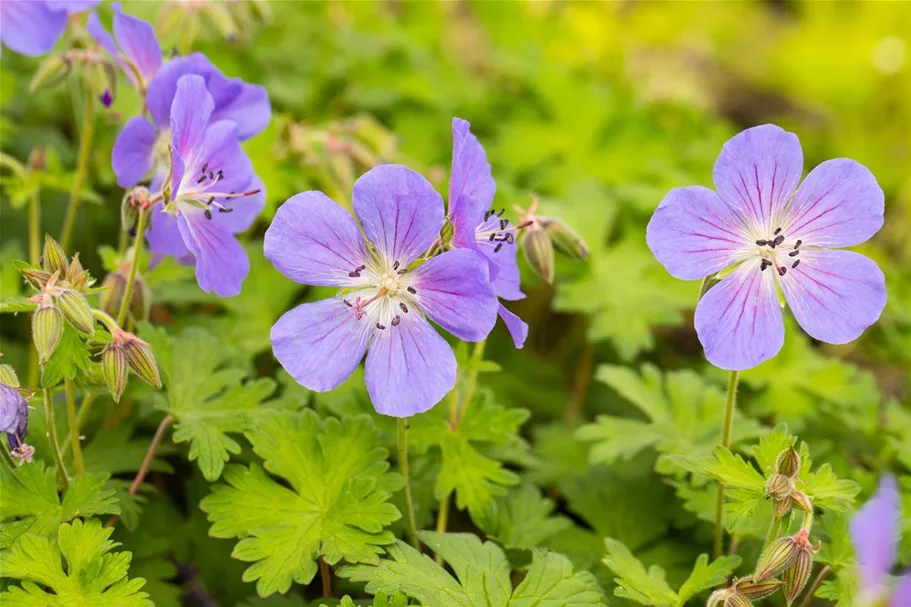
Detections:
196,175,207,184
397,269,408,275
348,271,361,278
391,316,401,327
343,300,352,307
771,235,785,248
407,286,417,294
505,233,514,244
400,303,408,313
792,260,800,269
774,227,782,235
393,261,400,270
755,239,768,246
788,250,799,257
208,171,215,180
497,208,505,217
499,219,508,230
794,240,802,249
376,322,386,330
484,210,493,220
494,243,503,253
216,169,224,181
202,162,209,174
204,209,212,220
760,259,772,272
777,266,787,276
218,207,233,213
489,233,496,242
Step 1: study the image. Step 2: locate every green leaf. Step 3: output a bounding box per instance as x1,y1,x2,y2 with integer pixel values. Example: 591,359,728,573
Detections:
472,484,572,551
701,447,765,492
602,538,678,606
676,554,742,605
144,325,275,480
800,463,860,512
201,410,402,597
340,531,607,607
751,423,796,475
41,323,92,387
0,460,119,548
409,389,529,519
0,519,151,606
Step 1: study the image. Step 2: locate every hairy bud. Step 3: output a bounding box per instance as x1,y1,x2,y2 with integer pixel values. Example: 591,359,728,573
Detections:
65,254,93,290
783,549,813,604
543,217,589,261
33,304,64,362
0,363,20,388
440,217,455,247
29,54,71,94
774,495,793,519
122,334,162,389
522,226,555,284
724,595,751,607
753,536,802,582
766,473,792,500
736,578,783,601
101,344,129,402
121,191,140,233
20,267,52,291
776,446,801,478
56,289,95,336
100,271,151,323
789,491,813,513
42,235,68,276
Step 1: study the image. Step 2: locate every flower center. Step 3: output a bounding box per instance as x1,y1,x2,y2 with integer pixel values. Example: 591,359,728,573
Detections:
153,128,172,168
343,260,417,330
755,226,802,276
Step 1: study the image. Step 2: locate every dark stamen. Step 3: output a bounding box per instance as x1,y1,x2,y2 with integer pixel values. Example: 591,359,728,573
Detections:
489,233,496,242
397,269,408,275
204,209,212,220
348,271,361,278
208,171,215,180
343,300,352,307
196,175,207,184
216,169,224,181
497,208,505,217
792,260,800,269
407,286,417,294
376,322,385,330
391,316,401,327
218,207,233,213
202,162,209,174
774,227,782,235
357,265,366,272
393,261,400,270
777,266,787,276
493,243,503,253
794,239,802,249
788,250,799,257
505,233,514,244
484,210,493,220
499,219,508,230
771,234,785,248
760,259,772,271
755,239,768,246
400,303,408,313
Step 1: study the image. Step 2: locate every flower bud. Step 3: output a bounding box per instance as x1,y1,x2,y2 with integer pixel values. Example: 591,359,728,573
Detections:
29,54,71,94
789,490,813,513
42,235,68,276
0,364,20,388
753,536,801,582
99,271,151,323
766,473,792,500
27,146,46,172
123,335,162,389
774,495,793,519
56,289,95,336
102,344,129,402
543,217,589,261
20,267,52,291
737,579,783,601
33,304,64,362
522,226,554,284
776,446,801,478
783,549,812,604
440,217,455,247
65,254,92,291
121,190,140,233
724,595,751,607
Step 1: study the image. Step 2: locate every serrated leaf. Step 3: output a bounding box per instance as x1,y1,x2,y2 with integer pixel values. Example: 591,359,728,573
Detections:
702,446,765,493
751,423,796,475
0,460,119,548
472,484,572,551
676,554,742,605
602,537,678,606
201,410,402,597
340,531,606,607
41,323,92,387
143,325,275,480
0,519,151,606
800,463,860,512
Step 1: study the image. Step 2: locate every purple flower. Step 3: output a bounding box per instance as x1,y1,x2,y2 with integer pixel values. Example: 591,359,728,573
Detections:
265,165,500,417
111,52,271,189
86,2,162,90
143,74,262,297
447,117,528,348
646,124,886,370
0,0,98,56
850,475,910,607
0,383,28,451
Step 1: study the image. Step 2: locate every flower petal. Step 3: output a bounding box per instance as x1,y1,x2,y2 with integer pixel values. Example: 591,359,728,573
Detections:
111,116,157,188
713,124,803,231
449,117,495,248
174,119,252,200
365,313,455,417
146,53,217,128
694,258,784,370
86,10,118,59
411,249,498,342
352,165,444,265
647,185,750,280
890,574,911,607
178,211,249,297
217,173,264,235
0,1,68,56
210,81,271,140
146,203,190,259
271,297,372,393
850,476,899,601
780,249,886,345
264,190,370,287
170,74,214,163
475,214,524,300
497,304,528,349
46,1,101,13
112,2,161,84
782,158,884,248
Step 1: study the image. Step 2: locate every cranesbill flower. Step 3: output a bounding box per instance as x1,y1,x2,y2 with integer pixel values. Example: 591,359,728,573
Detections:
265,165,500,417
145,74,263,297
86,2,161,91
447,117,528,348
0,0,99,56
850,475,910,607
111,51,270,188
647,124,886,370
0,383,28,452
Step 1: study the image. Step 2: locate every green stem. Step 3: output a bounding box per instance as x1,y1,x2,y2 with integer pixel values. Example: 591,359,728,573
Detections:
763,516,781,551
397,418,419,549
60,91,96,251
117,208,148,327
434,494,450,564
44,388,69,491
458,339,486,423
61,391,95,456
63,379,85,477
29,185,41,264
714,370,740,557
0,443,17,470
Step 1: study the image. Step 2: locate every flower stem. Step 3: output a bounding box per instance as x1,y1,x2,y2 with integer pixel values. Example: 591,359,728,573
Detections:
129,414,173,495
117,208,148,327
60,90,96,251
29,185,41,264
457,339,486,424
434,494,450,564
63,379,84,477
396,418,419,549
714,370,740,557
61,391,95,456
0,443,17,470
763,516,781,551
319,556,332,597
798,565,830,607
44,388,69,491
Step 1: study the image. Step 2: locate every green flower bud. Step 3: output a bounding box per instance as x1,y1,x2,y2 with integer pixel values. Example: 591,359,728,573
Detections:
123,335,162,389
440,217,455,248
783,549,812,605
753,536,801,582
121,190,140,234
101,344,129,403
99,272,127,318
774,495,793,519
737,578,783,601
543,217,589,261
20,268,52,292
42,235,68,276
56,289,95,336
33,304,64,362
522,226,554,284
724,595,752,607
65,254,92,291
29,54,71,94
789,490,813,514
0,363,20,388
766,473,793,500
776,446,801,478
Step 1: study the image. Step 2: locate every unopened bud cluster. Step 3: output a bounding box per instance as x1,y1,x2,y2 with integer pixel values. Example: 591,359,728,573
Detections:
765,446,812,520
515,196,589,284
102,329,162,402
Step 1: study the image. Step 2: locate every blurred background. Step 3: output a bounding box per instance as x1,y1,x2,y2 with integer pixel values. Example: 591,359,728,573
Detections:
1,1,910,605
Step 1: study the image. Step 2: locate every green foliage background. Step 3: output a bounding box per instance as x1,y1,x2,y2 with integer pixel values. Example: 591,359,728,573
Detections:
1,1,909,606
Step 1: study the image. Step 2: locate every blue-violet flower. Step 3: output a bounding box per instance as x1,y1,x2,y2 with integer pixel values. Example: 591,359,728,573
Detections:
0,0,99,56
